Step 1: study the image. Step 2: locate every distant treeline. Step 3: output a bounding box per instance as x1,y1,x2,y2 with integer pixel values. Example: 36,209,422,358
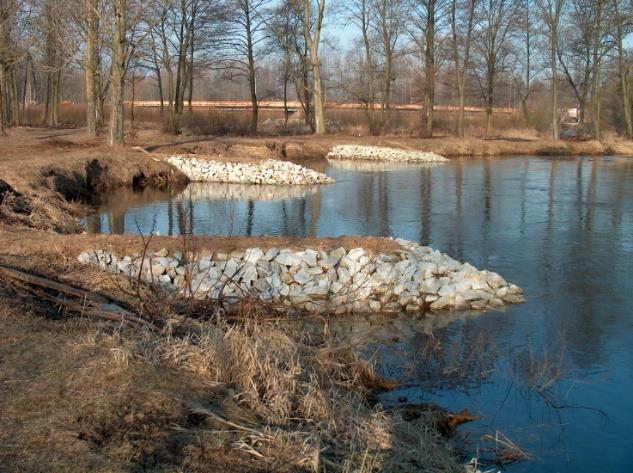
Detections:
0,0,630,142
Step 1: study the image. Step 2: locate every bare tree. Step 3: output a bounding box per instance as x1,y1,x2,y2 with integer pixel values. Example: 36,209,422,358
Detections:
343,0,403,134
589,0,610,139
374,0,404,132
612,0,633,137
473,0,518,137
300,0,327,135
223,0,272,134
344,0,379,134
450,0,477,136
537,0,565,138
267,0,314,130
40,0,77,127
84,0,99,135
0,0,26,131
512,0,540,126
108,0,147,144
409,0,446,137
558,0,594,136
146,0,221,135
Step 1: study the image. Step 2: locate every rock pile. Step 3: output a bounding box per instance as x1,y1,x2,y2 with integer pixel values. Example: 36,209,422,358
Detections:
327,145,448,163
167,155,334,185
78,238,524,315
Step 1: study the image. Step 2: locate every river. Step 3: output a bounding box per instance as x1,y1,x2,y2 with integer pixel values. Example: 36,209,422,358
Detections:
86,155,633,472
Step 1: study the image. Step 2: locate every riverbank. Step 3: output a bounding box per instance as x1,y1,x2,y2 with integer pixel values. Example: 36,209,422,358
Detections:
2,127,630,231
0,127,625,471
0,226,469,471
0,283,466,472
132,130,633,160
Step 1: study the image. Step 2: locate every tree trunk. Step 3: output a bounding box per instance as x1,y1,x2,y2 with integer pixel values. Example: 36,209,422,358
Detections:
310,51,326,135
130,69,136,130
84,0,98,136
578,100,586,138
96,66,105,128
0,66,7,133
457,78,466,137
361,0,376,135
42,0,59,128
300,60,313,130
21,58,29,119
188,6,195,115
618,53,632,138
44,70,60,127
382,50,392,133
423,1,435,138
550,26,558,139
157,70,164,118
109,0,126,145
248,62,258,134
590,0,603,140
614,0,632,138
283,62,289,128
10,66,19,125
451,0,474,138
521,97,529,124
302,0,326,135
485,63,494,138
246,14,258,134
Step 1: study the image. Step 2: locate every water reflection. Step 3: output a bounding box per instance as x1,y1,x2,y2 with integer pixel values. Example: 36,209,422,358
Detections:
86,156,633,472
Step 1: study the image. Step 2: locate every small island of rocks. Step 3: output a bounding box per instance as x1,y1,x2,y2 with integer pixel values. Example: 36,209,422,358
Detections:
167,155,334,185
79,238,524,315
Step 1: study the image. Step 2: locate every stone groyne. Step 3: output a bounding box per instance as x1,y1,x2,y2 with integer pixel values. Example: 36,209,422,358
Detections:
326,145,448,163
78,238,524,314
167,155,334,185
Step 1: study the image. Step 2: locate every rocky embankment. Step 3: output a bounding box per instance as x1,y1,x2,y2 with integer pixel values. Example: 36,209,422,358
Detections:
327,145,448,163
78,238,524,314
167,155,334,185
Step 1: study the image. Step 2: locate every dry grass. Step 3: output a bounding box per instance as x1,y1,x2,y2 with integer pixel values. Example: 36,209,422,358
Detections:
0,274,465,473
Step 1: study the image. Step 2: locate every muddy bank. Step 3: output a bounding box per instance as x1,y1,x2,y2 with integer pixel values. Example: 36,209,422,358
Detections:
137,134,633,161
0,136,188,233
278,136,633,160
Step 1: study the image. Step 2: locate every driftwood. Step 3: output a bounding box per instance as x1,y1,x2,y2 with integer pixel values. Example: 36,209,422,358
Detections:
0,265,157,331
131,145,162,162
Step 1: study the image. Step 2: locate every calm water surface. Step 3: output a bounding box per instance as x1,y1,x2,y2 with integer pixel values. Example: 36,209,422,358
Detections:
88,156,633,472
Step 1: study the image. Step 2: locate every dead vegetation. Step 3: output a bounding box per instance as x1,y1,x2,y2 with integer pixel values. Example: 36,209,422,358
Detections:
0,275,467,472
0,213,471,472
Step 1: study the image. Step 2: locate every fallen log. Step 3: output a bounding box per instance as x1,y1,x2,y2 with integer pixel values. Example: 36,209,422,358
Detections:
0,264,157,331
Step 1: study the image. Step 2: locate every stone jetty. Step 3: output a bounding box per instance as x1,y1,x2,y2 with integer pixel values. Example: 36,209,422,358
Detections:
167,155,334,185
78,238,524,314
327,145,448,163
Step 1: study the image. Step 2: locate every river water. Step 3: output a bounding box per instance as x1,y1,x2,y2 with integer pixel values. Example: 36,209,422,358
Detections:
87,156,633,472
